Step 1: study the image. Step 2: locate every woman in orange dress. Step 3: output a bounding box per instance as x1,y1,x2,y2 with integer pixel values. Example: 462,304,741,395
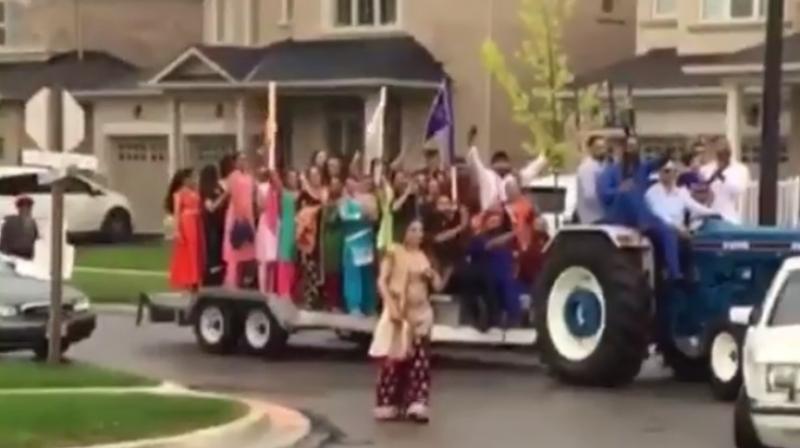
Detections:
165,168,204,291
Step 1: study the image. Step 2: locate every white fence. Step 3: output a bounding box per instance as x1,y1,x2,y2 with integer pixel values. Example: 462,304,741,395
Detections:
740,177,800,228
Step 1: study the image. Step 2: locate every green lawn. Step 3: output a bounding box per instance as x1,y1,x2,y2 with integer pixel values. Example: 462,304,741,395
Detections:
0,360,157,389
76,242,168,271
71,270,168,304
0,393,246,448
73,242,169,303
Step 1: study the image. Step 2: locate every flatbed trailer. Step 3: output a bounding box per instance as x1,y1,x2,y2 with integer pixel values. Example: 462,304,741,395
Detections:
136,288,538,357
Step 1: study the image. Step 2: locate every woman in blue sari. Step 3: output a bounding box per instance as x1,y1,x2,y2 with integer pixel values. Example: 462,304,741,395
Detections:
340,176,378,316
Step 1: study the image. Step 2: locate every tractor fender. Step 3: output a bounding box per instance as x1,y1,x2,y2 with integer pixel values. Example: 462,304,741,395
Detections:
544,225,651,253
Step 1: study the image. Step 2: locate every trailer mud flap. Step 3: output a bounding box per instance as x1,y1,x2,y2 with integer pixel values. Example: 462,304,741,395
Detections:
136,293,192,326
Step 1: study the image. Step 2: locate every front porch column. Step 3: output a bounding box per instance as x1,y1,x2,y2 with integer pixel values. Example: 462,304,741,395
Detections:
168,97,182,174
725,83,744,161
235,95,249,153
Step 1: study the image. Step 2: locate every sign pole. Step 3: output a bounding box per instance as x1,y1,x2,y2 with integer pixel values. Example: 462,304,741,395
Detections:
759,0,784,226
47,86,65,364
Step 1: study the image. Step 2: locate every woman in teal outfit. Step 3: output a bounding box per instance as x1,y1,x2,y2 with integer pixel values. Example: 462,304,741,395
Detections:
340,176,378,315
276,169,299,299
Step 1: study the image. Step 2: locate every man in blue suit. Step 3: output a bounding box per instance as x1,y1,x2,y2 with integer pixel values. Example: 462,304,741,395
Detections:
597,136,680,280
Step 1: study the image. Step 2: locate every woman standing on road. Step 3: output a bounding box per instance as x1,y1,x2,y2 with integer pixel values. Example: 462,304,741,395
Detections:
166,168,204,293
371,219,443,423
199,165,229,286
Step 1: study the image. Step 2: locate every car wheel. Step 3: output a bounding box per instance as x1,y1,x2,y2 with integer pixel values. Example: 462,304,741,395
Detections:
193,302,240,355
242,305,288,358
101,208,132,243
734,388,767,448
33,340,70,361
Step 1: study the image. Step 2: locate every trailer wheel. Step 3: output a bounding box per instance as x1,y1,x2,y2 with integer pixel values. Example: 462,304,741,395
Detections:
658,336,708,383
193,302,239,354
242,305,288,357
534,233,650,387
709,322,745,402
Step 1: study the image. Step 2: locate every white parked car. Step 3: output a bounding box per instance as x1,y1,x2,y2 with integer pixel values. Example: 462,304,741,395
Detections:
0,166,134,242
735,256,800,448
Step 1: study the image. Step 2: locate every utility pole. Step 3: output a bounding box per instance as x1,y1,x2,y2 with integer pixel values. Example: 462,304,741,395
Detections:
47,85,65,364
759,0,784,225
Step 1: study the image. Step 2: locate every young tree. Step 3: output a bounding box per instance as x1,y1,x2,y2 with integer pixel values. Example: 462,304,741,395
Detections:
481,0,599,170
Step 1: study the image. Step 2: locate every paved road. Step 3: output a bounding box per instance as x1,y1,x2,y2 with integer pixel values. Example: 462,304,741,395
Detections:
73,312,735,448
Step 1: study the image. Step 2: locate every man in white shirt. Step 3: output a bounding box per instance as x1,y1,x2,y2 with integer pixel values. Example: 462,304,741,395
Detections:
699,139,750,224
646,161,717,235
575,135,608,224
466,126,548,211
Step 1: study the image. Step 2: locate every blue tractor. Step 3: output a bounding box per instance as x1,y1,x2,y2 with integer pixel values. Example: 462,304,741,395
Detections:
534,217,800,401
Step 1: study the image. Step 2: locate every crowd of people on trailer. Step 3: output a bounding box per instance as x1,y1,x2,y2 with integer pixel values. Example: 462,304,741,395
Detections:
162,126,748,424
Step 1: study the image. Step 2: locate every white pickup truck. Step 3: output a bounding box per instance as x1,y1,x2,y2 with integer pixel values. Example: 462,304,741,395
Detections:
735,257,800,448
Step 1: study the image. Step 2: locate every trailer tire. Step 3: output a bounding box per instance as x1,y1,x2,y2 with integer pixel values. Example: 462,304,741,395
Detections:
658,337,709,383
534,233,650,387
709,321,745,402
193,301,239,355
242,305,288,357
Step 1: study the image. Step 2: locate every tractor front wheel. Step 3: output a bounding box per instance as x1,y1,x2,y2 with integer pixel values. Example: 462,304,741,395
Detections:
534,233,650,387
709,322,745,402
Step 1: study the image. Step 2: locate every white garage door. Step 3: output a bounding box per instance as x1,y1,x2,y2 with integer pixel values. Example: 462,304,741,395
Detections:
110,136,169,234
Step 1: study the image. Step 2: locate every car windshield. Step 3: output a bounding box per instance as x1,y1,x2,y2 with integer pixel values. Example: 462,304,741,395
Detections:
769,270,800,327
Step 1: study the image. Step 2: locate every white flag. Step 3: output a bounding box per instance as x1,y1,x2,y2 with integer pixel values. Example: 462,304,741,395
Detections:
366,87,387,147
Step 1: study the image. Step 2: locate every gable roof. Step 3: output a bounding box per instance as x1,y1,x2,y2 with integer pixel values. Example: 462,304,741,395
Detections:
0,51,138,100
683,32,800,75
572,48,724,90
247,36,444,85
150,35,445,88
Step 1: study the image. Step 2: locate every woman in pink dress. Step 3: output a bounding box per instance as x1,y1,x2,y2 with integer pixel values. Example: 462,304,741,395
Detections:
223,153,257,288
255,169,280,294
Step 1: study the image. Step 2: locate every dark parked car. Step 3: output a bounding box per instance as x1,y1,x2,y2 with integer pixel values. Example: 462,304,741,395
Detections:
0,256,96,359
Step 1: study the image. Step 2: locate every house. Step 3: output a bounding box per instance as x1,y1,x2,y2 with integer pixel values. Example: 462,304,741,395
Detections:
575,0,800,176
0,0,637,234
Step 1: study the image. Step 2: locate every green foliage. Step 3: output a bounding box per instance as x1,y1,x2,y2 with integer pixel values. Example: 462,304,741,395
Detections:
481,0,599,170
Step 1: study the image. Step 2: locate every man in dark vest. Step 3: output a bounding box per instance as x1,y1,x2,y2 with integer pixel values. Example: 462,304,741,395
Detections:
0,196,39,260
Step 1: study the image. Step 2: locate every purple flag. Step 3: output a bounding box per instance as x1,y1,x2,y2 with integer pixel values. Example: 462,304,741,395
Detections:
424,79,455,163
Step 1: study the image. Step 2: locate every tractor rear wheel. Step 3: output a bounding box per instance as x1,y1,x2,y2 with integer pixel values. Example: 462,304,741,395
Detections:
534,233,651,387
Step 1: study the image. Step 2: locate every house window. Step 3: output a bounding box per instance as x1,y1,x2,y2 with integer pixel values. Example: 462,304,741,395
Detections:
701,0,767,21
0,2,8,46
280,0,294,24
332,0,398,28
213,0,225,43
653,0,677,17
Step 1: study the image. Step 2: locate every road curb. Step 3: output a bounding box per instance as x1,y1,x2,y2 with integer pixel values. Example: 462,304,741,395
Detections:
6,382,311,448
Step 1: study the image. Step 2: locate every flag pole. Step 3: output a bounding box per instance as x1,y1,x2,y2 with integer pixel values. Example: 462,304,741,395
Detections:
266,81,277,170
